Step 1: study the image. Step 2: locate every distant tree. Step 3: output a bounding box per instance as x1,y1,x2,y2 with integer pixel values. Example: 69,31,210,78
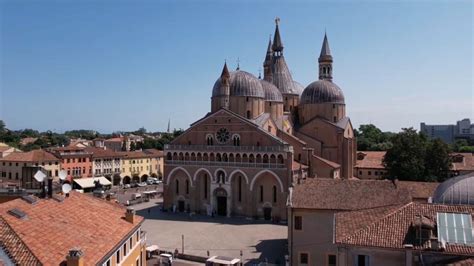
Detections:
20,129,40,138
425,138,452,182
64,130,98,140
383,128,428,181
134,127,147,135
130,142,137,151
0,120,5,132
356,124,393,151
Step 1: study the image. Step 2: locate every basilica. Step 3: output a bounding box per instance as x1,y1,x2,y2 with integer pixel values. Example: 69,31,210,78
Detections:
163,20,356,220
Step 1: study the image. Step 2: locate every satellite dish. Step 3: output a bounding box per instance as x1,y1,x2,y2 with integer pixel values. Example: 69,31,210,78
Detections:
59,170,67,180
62,183,72,194
33,170,46,182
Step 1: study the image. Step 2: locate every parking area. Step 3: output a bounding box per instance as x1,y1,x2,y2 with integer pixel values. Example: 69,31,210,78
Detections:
134,198,287,265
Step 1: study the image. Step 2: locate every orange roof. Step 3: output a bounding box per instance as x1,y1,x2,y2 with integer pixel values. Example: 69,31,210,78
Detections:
0,150,59,162
336,202,474,256
355,151,386,169
105,137,123,142
290,179,412,210
0,146,13,152
84,147,123,159
0,192,144,265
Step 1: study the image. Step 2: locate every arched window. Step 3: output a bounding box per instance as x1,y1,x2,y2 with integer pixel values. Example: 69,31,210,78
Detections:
167,153,172,160
176,179,179,195
233,135,240,146
186,179,189,194
273,185,277,203
238,176,242,202
260,185,264,202
206,135,214,146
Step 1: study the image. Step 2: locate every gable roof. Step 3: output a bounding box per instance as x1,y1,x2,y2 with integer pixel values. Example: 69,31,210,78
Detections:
336,202,474,256
290,179,412,210
0,150,59,162
0,192,143,265
173,108,288,146
84,147,123,159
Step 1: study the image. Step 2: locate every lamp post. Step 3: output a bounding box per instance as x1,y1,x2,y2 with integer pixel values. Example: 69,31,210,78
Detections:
240,250,243,265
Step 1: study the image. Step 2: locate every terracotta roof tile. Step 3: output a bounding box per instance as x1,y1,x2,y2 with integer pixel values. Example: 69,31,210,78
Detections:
313,154,340,169
336,202,474,256
0,150,59,162
290,179,412,210
84,147,123,159
0,192,143,265
355,151,386,169
396,180,439,200
0,216,41,265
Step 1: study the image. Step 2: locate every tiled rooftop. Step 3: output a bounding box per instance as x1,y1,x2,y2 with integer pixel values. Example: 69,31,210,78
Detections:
290,179,413,210
0,191,144,264
335,202,474,256
355,151,386,169
0,150,59,163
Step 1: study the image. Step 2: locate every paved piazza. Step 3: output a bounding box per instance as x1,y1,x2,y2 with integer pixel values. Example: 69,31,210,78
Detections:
133,198,287,265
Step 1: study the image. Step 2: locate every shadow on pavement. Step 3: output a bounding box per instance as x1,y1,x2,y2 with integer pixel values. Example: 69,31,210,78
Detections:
246,238,287,266
137,206,287,226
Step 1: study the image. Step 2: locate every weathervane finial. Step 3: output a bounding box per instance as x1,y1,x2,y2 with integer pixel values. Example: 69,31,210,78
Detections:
236,57,240,70
275,17,280,25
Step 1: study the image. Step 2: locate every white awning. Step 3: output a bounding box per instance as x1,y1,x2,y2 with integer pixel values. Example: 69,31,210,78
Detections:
73,176,112,189
206,256,240,264
146,245,159,252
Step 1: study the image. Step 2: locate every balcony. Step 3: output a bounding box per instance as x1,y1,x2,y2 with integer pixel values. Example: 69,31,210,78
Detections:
164,144,292,153
165,159,286,169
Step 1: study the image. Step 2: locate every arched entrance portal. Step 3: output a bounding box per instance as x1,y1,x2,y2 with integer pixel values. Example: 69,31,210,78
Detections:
214,188,228,216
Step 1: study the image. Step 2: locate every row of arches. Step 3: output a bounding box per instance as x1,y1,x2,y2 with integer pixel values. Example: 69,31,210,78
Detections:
166,152,285,165
166,167,287,218
166,167,285,193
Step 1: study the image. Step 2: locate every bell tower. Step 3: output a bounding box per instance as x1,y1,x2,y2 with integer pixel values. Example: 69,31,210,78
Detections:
318,33,333,81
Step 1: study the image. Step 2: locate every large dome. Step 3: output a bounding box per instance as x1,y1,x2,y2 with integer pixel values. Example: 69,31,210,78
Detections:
212,70,265,98
300,80,345,104
432,173,474,205
260,80,283,102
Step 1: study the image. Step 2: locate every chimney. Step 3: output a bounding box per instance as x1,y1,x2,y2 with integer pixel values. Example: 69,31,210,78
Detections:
125,207,135,223
66,248,84,266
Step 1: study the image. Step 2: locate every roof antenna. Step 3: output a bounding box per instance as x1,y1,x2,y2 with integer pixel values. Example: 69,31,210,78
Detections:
258,68,262,79
236,57,240,70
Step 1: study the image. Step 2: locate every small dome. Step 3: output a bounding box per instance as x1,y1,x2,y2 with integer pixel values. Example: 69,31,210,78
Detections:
212,70,264,98
432,173,474,205
260,80,283,102
292,81,304,96
301,80,345,104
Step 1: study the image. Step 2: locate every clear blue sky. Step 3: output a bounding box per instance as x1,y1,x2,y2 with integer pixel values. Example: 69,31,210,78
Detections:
1,0,472,133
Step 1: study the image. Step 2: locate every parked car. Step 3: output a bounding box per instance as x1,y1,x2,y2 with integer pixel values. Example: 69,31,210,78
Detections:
146,179,154,185
138,182,147,187
130,182,139,188
154,180,163,184
124,184,131,189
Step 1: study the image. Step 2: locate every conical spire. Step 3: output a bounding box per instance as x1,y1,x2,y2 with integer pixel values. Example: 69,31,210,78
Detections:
221,61,230,79
319,32,332,59
272,17,283,53
264,36,273,66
